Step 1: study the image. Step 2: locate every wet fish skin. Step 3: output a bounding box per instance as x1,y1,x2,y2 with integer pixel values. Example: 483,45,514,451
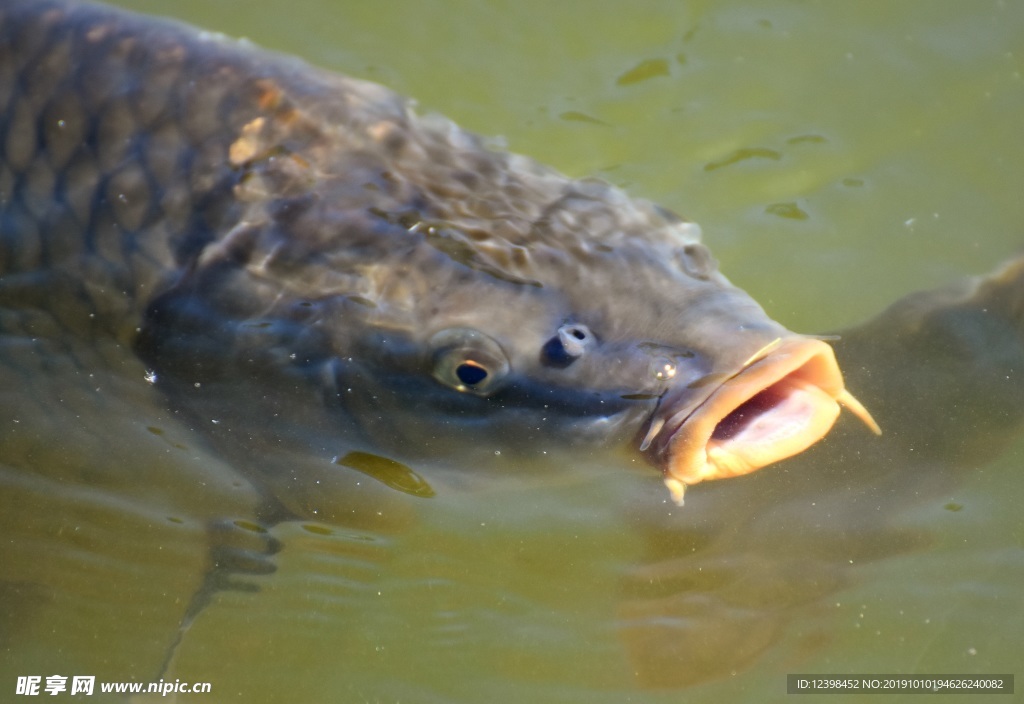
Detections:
0,0,857,500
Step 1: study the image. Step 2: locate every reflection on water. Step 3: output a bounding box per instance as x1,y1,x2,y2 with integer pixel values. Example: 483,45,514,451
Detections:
3,0,1024,702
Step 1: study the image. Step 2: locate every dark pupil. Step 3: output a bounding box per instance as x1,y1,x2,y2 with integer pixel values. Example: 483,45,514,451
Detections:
569,327,586,340
455,361,488,386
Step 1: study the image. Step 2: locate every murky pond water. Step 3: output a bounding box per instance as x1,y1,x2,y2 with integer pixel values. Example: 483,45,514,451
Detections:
2,1,1023,702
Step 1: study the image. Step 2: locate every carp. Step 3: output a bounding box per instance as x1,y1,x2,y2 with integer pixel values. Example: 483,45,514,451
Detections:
0,0,878,508
1,1,1023,694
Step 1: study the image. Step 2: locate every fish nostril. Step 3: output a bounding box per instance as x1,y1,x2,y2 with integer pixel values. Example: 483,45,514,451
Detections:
541,323,595,368
558,323,593,354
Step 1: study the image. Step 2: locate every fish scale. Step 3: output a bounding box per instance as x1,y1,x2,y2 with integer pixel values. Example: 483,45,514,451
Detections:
0,0,878,508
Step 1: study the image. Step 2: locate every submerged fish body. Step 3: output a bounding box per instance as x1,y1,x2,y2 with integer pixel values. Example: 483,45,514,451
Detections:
0,0,874,505
3,1,1024,694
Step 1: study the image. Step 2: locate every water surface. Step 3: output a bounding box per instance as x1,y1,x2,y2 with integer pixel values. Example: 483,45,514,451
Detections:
3,1,1023,702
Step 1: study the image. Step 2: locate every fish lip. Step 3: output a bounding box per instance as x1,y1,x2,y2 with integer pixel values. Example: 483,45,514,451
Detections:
642,337,849,489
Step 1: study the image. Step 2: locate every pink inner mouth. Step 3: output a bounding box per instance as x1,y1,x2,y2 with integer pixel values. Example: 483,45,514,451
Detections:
643,337,879,503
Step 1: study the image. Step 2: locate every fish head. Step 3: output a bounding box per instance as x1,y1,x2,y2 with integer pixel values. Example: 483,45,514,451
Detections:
141,113,876,502
236,156,878,500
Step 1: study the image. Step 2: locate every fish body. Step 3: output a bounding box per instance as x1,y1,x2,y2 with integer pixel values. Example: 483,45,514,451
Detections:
2,1,1023,693
0,0,874,505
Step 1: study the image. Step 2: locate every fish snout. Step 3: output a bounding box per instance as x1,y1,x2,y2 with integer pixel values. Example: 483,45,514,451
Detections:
640,337,879,505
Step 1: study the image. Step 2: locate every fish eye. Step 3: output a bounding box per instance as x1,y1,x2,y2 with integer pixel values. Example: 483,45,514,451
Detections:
542,323,594,368
455,360,489,386
430,328,509,395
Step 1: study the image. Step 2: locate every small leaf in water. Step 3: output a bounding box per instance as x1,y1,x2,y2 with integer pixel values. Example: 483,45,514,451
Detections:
616,58,670,86
704,147,781,171
301,524,333,536
335,451,435,498
559,111,607,126
233,519,268,533
786,134,828,145
944,502,964,512
765,202,809,220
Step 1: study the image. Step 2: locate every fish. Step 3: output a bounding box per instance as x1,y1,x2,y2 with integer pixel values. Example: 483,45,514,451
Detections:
1,1,1022,695
0,0,878,512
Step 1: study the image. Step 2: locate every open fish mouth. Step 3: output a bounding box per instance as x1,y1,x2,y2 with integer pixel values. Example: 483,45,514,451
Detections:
641,337,880,505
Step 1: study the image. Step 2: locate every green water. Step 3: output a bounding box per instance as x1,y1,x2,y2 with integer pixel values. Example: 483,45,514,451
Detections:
3,1,1024,702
